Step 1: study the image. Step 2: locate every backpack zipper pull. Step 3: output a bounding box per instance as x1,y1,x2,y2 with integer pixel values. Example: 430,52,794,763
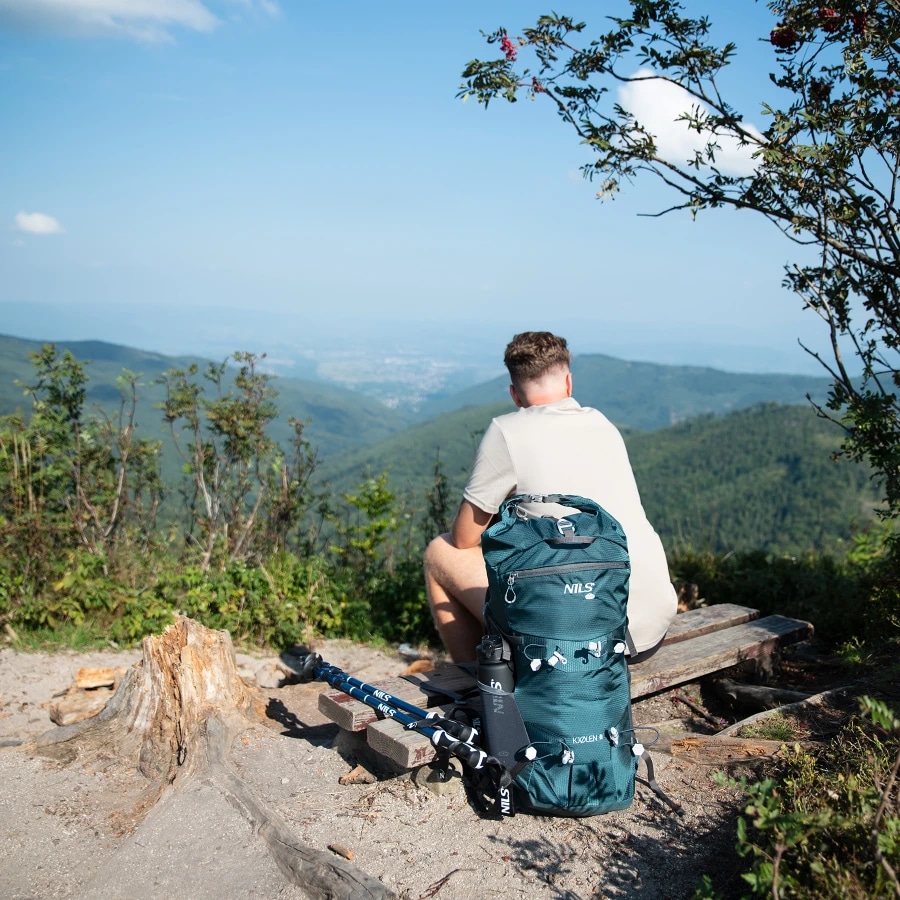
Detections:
504,573,517,604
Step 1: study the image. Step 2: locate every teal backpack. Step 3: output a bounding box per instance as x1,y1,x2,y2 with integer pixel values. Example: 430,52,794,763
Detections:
477,493,675,817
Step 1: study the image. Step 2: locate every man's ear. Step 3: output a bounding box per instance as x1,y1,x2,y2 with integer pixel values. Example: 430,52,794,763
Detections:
566,371,573,397
509,384,524,408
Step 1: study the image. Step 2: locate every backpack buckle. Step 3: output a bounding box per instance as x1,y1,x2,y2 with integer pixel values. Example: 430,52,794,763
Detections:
556,518,575,537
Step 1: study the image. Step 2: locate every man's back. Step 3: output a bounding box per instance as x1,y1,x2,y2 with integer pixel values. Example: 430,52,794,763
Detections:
463,397,676,652
424,331,675,663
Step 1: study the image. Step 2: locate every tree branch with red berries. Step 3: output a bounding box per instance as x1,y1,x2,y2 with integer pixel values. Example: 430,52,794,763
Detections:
460,0,900,522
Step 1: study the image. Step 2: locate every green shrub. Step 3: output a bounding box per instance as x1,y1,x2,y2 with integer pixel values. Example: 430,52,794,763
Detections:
669,548,888,646
152,552,349,649
732,699,900,898
366,557,438,646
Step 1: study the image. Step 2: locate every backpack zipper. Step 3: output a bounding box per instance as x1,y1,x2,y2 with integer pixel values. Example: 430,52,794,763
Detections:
504,561,626,604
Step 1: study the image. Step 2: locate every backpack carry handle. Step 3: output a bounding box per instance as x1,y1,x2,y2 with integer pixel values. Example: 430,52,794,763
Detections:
499,493,604,523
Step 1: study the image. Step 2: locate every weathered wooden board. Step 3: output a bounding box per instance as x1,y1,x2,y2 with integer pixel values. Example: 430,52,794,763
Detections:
629,614,813,699
661,603,759,645
318,605,811,775
667,734,790,766
367,713,446,770
318,604,763,732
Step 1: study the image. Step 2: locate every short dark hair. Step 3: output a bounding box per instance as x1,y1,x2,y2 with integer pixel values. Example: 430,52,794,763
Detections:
504,332,571,386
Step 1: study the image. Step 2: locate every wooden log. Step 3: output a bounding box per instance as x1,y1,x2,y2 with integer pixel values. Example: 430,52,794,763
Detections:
668,734,791,765
629,615,813,699
711,677,814,712
717,686,853,738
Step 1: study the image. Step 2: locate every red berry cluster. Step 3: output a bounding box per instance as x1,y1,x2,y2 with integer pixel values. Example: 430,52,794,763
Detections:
816,7,870,35
500,34,517,62
818,8,841,33
770,23,800,49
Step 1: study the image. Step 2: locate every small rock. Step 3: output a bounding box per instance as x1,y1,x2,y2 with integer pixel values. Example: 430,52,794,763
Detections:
411,758,464,798
328,843,355,861
255,662,284,689
338,764,377,785
397,643,422,661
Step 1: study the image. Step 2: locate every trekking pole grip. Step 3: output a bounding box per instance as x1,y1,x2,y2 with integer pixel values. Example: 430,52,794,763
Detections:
431,730,487,770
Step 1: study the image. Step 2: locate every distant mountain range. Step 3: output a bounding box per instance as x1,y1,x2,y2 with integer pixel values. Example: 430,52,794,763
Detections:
0,335,415,460
416,354,831,429
1,334,869,555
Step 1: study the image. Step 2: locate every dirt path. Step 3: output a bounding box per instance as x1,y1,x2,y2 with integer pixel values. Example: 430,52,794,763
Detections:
0,640,753,899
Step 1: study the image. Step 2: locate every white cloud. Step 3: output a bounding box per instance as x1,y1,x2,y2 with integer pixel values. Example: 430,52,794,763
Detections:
0,0,280,42
15,211,64,234
618,70,763,177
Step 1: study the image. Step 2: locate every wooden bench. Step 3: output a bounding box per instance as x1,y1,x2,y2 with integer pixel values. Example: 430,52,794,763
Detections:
318,603,813,770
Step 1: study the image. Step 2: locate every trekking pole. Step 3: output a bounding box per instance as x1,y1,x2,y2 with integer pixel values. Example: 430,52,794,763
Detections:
312,662,479,743
298,654,491,772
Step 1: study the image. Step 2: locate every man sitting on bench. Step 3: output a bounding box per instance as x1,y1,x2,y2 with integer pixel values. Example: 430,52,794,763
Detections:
424,331,677,663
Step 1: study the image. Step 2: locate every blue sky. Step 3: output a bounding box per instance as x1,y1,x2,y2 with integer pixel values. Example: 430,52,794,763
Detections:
0,1,835,374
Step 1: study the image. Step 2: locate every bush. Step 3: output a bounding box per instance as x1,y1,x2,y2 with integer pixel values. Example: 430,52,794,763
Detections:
152,553,348,649
669,547,892,647
730,699,900,898
366,557,438,646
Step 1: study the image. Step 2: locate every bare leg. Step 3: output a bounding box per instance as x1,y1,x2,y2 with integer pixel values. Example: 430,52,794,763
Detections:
423,534,489,663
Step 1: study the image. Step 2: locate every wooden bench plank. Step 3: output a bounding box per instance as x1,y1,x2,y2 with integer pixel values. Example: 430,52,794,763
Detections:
367,714,444,770
662,603,759,645
317,676,447,732
318,604,763,732
629,614,813,699
356,612,812,771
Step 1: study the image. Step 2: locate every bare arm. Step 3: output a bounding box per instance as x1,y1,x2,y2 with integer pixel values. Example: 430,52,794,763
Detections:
449,499,494,550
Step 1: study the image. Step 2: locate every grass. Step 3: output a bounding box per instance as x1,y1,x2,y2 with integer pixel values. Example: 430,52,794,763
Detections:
4,622,124,653
736,712,798,742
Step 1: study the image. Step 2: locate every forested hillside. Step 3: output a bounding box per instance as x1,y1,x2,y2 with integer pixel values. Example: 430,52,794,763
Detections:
629,404,881,555
0,334,875,555
320,401,880,556
0,335,415,460
418,353,832,429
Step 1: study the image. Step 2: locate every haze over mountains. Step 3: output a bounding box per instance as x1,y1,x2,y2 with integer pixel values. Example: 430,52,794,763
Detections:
0,302,838,404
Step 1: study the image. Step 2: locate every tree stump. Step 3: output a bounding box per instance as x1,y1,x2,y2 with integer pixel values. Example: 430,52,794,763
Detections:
33,616,395,899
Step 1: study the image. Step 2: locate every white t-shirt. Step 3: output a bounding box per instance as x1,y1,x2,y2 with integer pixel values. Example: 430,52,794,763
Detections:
463,397,676,652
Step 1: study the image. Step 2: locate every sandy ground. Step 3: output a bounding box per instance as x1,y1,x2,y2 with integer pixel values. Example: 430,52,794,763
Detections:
0,639,753,900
